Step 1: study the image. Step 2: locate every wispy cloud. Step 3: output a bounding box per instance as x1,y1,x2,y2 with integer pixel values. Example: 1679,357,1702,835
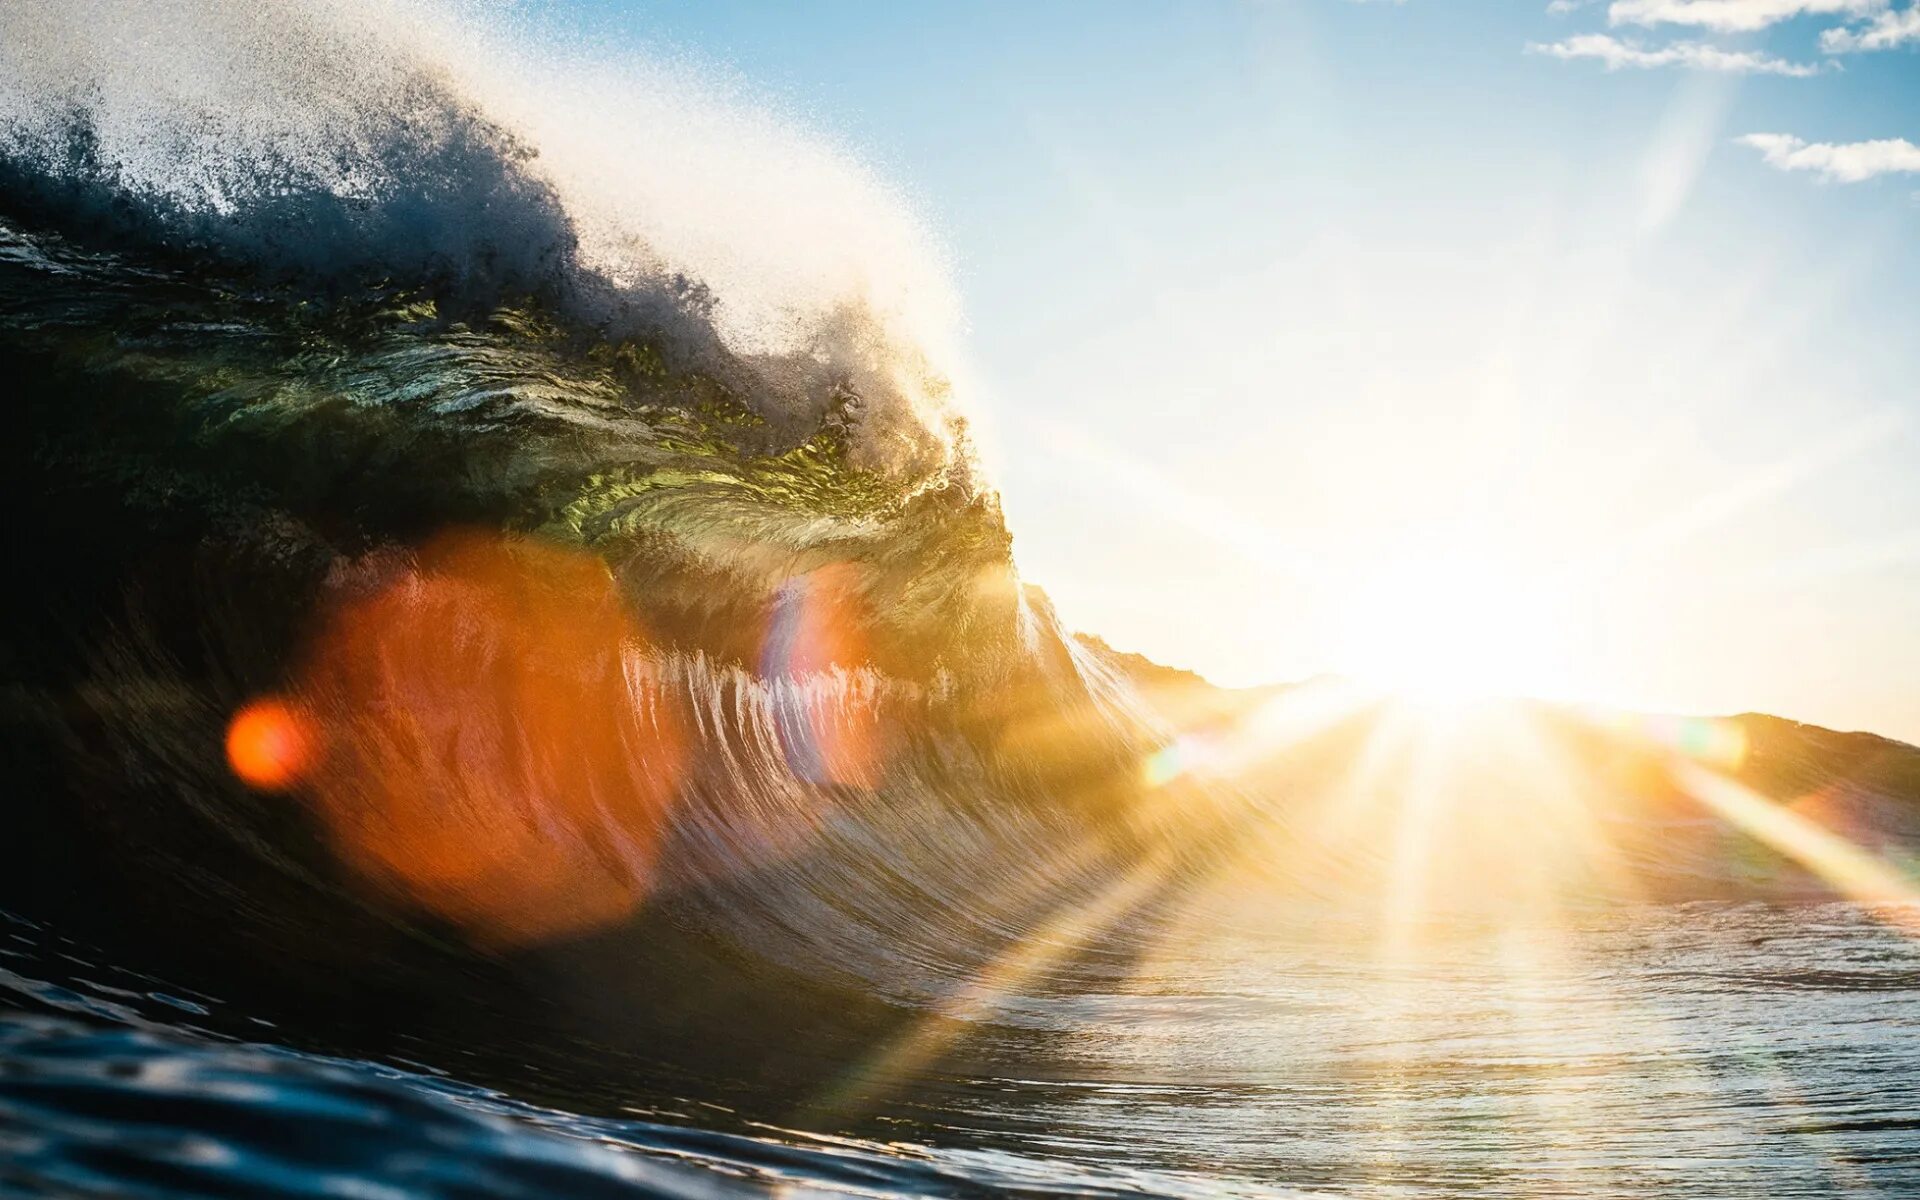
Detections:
1739,132,1920,181
1608,0,1887,32
1528,33,1827,72
1821,4,1920,48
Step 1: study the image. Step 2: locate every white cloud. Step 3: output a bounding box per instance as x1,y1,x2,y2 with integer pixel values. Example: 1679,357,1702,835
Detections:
1528,33,1827,71
1739,132,1920,181
1608,0,1886,32
1821,4,1920,48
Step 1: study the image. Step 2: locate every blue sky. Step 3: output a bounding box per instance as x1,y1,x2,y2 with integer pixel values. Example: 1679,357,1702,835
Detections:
566,1,1920,740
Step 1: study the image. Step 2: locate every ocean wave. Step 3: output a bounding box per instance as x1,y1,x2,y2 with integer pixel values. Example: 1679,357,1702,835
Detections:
0,0,969,479
0,202,1194,1117
6,11,1920,1194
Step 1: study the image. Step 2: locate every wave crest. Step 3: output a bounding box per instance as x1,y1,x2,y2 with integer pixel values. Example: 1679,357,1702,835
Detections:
0,0,969,478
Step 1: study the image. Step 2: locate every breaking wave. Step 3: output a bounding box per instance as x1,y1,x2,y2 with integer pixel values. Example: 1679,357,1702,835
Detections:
5,5,1920,1197
0,0,969,478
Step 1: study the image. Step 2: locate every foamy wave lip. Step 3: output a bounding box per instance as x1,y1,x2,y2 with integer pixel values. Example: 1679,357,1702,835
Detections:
0,0,971,479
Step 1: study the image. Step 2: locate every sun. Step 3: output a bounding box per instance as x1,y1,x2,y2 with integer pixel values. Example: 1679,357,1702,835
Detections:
1330,543,1575,706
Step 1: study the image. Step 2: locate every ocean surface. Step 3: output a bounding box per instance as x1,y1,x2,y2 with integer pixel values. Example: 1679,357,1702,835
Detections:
4,3,1919,1197
6,902,1919,1198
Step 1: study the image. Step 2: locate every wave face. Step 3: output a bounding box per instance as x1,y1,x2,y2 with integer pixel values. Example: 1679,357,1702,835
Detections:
6,6,1920,1198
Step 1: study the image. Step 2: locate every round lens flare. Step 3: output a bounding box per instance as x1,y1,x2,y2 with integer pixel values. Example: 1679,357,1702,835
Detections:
225,698,317,791
240,532,688,948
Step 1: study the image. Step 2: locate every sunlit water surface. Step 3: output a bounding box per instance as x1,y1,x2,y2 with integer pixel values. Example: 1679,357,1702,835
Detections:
4,902,1915,1199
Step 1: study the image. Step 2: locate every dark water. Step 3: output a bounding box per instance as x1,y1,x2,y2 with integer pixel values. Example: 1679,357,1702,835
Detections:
6,4,1920,1196
6,901,1919,1199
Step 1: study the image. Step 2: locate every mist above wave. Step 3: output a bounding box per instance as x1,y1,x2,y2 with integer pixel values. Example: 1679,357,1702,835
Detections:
0,0,968,478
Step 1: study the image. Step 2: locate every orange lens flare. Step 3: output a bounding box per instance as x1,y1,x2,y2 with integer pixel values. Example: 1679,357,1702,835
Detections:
293,532,686,947
226,698,317,791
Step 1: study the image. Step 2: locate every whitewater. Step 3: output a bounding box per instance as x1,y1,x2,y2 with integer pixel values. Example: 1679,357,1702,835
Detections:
3,2,1919,1197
